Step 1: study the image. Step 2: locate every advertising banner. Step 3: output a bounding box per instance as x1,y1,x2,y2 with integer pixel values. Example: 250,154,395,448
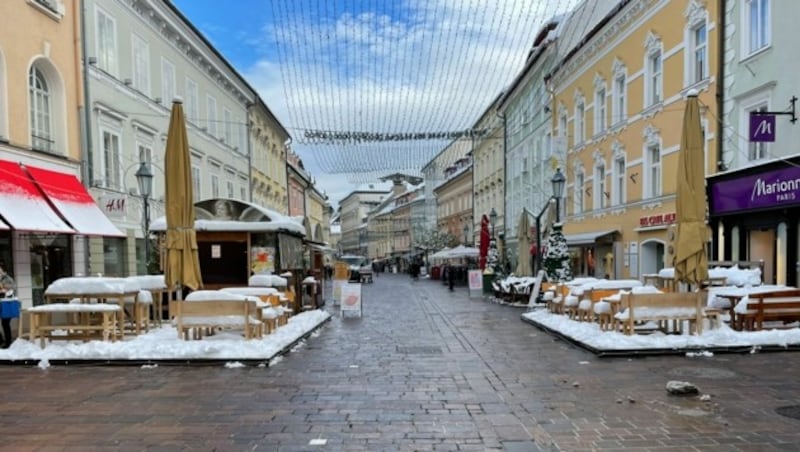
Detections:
710,164,800,215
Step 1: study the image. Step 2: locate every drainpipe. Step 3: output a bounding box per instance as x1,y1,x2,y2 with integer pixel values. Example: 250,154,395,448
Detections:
714,0,727,262
716,0,726,172
496,111,507,241
79,0,93,275
245,102,254,203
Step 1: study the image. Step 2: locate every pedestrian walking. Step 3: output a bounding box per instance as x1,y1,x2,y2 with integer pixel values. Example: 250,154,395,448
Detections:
447,261,455,291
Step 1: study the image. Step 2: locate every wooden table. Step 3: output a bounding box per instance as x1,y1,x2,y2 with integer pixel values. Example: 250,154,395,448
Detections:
44,276,146,335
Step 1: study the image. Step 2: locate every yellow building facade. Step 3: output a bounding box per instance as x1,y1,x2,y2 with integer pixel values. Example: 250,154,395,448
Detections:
549,0,718,279
249,99,289,215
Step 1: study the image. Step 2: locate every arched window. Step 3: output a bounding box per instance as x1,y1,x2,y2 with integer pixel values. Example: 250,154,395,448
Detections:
29,66,53,152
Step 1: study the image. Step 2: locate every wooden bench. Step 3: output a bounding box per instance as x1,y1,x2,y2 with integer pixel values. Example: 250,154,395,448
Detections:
731,289,800,330
577,289,619,323
173,299,263,340
739,294,800,331
616,292,703,335
26,303,123,349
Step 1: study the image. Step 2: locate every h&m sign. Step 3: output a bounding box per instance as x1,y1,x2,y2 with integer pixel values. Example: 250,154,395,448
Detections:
100,196,126,219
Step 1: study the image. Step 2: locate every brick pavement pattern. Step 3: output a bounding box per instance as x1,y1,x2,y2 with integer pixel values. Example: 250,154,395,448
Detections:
1,274,800,451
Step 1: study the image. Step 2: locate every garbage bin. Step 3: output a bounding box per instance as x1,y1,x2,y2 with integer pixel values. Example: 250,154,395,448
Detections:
482,271,495,295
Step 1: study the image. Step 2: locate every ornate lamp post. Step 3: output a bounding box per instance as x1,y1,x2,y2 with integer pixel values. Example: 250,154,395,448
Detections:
552,167,566,223
463,223,469,246
489,207,497,238
135,161,154,274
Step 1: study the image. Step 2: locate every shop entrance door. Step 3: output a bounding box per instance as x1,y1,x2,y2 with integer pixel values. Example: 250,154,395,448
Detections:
749,229,775,285
29,235,72,306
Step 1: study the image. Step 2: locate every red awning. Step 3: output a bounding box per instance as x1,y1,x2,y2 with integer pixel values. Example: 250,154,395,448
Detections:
0,161,74,233
26,166,124,237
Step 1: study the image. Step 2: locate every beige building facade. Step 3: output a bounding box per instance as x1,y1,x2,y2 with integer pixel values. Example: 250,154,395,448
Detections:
433,158,473,246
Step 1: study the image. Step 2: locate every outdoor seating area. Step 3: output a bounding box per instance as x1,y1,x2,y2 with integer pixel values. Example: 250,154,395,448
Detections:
521,264,800,354
13,272,322,351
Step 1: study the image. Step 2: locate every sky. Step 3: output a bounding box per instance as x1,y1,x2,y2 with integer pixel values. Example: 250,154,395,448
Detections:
170,0,582,209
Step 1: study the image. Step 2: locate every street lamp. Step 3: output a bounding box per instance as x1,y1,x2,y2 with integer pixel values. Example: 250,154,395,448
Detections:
534,168,567,271
135,161,153,274
463,223,469,246
551,167,566,223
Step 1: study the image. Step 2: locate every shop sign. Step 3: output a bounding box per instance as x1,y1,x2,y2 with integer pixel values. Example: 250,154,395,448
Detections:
638,212,676,227
750,113,776,142
710,164,800,214
100,196,126,219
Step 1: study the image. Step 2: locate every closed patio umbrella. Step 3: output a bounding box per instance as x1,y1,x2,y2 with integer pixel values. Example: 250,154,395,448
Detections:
479,215,489,270
164,98,203,293
515,210,532,276
673,90,709,286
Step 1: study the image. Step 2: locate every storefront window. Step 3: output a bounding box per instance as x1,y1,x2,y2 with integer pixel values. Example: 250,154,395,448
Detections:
0,231,12,278
103,237,127,276
251,232,277,274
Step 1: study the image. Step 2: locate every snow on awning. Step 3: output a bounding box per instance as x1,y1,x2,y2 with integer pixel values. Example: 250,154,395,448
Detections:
26,165,124,237
0,160,74,233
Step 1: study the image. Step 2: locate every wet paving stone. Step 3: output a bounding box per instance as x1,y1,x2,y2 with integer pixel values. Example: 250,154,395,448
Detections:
2,274,800,450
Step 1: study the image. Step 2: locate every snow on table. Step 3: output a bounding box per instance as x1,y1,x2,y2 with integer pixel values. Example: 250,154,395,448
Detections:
249,274,288,287
45,277,140,296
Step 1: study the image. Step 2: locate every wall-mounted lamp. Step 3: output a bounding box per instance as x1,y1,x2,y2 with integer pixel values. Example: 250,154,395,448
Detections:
124,78,133,86
629,172,638,184
603,191,610,199
87,56,97,65
544,105,551,114
585,187,592,196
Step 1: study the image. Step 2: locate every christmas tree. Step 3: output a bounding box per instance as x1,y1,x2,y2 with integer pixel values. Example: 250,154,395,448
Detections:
543,223,572,282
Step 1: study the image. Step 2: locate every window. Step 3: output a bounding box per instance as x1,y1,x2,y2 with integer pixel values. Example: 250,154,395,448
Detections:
96,8,117,75
595,164,606,209
161,58,175,105
691,23,707,83
191,166,201,201
240,186,246,201
748,104,769,160
185,78,199,123
574,172,584,214
595,86,606,134
647,51,662,104
226,180,234,198
614,157,625,205
614,74,626,124
211,174,219,198
575,101,585,143
559,110,568,137
101,129,121,189
647,144,662,197
746,0,770,54
137,142,152,165
207,95,218,137
131,34,150,94
29,67,53,152
223,108,232,144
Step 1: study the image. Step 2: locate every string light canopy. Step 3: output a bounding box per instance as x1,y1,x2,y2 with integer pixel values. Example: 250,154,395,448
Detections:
266,0,589,183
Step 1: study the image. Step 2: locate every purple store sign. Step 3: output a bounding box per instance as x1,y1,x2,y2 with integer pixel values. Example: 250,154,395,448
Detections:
749,113,776,142
710,165,800,215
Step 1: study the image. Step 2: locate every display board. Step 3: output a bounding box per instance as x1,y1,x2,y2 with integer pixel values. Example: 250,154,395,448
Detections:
340,283,362,317
468,270,483,298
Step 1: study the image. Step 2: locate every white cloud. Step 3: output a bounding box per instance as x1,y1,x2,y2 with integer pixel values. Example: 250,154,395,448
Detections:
245,0,581,205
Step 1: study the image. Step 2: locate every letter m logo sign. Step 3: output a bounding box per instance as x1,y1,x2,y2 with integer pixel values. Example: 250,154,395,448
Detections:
750,113,776,142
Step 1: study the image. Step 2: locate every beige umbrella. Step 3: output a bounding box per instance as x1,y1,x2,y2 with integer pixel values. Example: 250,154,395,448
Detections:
673,90,709,286
516,210,532,276
164,99,203,293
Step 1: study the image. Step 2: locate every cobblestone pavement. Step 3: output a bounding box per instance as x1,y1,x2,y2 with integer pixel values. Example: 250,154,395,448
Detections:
1,274,800,451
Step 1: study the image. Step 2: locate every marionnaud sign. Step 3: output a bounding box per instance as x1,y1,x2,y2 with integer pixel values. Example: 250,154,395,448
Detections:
749,113,776,142
710,165,800,214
